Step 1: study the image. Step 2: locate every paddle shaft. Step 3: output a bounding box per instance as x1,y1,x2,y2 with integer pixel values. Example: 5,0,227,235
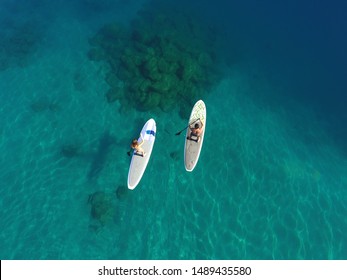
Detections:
175,118,200,136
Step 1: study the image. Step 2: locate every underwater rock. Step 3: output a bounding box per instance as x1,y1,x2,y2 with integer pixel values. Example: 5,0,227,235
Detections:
169,151,180,161
30,100,60,113
159,96,176,112
87,47,105,61
88,191,115,226
0,20,44,71
60,143,80,158
105,72,120,88
47,102,60,112
30,100,48,113
87,1,223,113
198,52,213,67
98,22,128,42
116,186,128,200
106,88,121,103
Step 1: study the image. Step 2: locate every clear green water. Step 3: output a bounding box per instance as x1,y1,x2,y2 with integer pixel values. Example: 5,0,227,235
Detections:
0,0,346,260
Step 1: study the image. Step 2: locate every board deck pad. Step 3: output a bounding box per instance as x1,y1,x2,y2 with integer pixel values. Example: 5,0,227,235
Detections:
184,100,206,171
127,119,156,189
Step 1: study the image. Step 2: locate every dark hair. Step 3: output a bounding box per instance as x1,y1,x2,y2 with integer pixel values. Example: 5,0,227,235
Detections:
194,123,199,129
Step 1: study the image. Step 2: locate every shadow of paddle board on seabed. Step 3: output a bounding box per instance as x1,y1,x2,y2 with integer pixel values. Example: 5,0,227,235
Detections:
87,131,116,180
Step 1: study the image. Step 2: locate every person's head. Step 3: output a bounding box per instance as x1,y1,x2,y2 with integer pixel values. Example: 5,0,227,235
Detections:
132,139,138,145
194,123,199,129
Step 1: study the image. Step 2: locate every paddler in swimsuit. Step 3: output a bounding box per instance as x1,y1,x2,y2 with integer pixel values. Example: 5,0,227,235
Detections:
131,138,146,157
187,120,204,143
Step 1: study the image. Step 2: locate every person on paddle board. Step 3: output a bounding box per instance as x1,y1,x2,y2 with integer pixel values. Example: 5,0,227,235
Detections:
131,138,146,157
187,120,204,142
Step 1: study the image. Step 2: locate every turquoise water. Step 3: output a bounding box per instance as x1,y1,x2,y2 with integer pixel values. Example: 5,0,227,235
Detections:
0,0,346,260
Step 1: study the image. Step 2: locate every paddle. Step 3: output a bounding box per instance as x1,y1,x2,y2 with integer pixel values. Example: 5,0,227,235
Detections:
175,118,200,136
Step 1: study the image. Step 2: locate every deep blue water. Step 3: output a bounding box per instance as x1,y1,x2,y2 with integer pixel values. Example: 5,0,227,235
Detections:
192,0,347,151
0,0,346,259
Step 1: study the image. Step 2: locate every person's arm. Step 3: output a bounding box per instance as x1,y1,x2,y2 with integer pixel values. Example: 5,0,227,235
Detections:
137,140,144,147
137,134,145,146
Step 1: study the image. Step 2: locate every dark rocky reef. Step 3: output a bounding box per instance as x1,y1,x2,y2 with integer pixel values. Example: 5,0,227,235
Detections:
0,20,44,71
30,99,60,113
88,191,116,227
60,143,81,158
169,151,180,161
88,0,222,117
116,185,128,200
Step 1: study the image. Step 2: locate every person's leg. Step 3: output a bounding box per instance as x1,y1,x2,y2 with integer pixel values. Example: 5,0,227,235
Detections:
138,147,146,157
187,132,198,141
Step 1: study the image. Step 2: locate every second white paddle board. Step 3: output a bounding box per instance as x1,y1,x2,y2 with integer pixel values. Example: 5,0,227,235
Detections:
184,100,206,171
127,118,156,189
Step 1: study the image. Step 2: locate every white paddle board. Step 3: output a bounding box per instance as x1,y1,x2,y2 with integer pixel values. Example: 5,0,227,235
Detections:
127,118,156,190
184,100,206,171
